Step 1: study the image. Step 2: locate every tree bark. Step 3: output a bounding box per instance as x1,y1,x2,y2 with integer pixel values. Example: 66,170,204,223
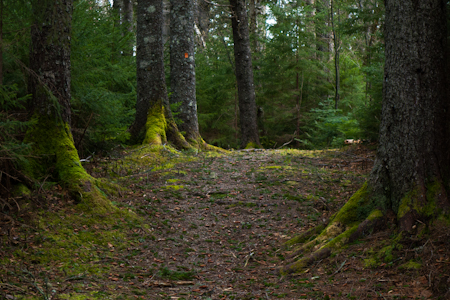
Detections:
229,0,260,149
370,0,450,227
29,0,72,124
112,0,123,61
330,0,340,109
170,0,202,145
282,0,450,275
26,0,111,209
194,0,211,48
131,0,189,149
123,0,134,56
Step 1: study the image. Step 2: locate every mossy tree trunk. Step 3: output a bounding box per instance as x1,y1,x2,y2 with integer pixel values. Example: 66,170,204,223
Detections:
229,0,261,149
283,0,450,274
26,0,111,210
131,0,189,149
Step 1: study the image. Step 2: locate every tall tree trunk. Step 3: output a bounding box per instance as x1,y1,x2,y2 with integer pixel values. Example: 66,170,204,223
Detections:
370,0,450,229
26,0,110,209
305,0,316,56
170,0,202,146
112,0,123,61
113,0,123,21
29,0,73,124
131,0,189,149
330,0,340,109
229,0,260,149
248,0,260,52
122,0,134,56
282,0,450,274
194,0,211,48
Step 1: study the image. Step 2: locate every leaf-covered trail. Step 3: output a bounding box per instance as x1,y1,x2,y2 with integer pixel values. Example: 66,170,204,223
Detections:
113,148,368,299
3,147,444,299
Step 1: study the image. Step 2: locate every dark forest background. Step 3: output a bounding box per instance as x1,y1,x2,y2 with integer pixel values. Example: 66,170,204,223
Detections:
2,0,384,162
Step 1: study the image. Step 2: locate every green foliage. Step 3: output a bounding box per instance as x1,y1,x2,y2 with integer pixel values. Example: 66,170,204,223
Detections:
170,101,184,128
299,100,361,149
189,0,386,149
196,33,238,148
157,267,195,281
71,0,136,155
0,85,32,197
256,1,332,148
1,0,386,159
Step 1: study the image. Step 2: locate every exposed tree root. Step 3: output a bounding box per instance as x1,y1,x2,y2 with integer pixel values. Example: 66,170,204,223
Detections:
281,183,387,275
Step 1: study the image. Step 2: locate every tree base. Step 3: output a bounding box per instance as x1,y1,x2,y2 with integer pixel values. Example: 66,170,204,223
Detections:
143,102,191,150
24,114,114,212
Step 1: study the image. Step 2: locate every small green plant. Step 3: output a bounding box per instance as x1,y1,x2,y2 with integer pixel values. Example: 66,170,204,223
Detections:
157,267,195,281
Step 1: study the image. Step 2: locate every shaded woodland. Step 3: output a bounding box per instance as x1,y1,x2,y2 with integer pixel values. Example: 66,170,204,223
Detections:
1,0,450,299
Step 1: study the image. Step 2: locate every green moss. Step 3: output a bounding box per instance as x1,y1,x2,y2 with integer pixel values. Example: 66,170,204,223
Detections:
397,189,417,219
95,178,123,197
280,259,308,276
325,224,359,250
143,102,167,145
367,209,383,221
281,224,359,275
164,184,184,190
399,260,422,270
363,257,378,268
24,114,112,211
244,142,261,149
24,115,87,184
5,205,141,285
285,224,326,246
332,182,369,225
379,245,395,262
11,183,31,197
227,201,257,208
362,233,403,268
398,179,440,220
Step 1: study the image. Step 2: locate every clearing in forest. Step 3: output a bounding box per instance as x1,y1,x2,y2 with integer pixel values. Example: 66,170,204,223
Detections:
1,146,448,299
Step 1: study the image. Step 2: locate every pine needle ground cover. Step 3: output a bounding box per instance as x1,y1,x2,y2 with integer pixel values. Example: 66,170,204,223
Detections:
1,146,449,299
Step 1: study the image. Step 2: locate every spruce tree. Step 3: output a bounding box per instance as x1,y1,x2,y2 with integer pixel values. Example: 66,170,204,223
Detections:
131,0,189,149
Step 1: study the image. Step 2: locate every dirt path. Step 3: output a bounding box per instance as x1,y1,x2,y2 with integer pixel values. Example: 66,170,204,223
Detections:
112,148,369,299
3,147,445,299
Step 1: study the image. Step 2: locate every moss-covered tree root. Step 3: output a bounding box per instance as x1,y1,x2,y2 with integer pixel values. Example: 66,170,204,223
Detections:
24,115,115,212
144,102,191,150
281,183,386,275
281,177,450,274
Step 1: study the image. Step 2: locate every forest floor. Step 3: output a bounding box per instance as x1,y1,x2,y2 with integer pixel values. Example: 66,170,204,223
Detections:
1,145,449,299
